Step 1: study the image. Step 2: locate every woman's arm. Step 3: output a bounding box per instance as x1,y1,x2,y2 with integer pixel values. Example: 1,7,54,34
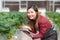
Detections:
33,20,52,39
33,23,48,39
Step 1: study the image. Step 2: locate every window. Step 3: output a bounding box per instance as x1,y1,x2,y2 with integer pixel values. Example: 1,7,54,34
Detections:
3,1,19,11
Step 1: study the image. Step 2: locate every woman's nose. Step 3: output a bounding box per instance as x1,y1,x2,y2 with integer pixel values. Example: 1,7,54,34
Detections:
29,13,32,15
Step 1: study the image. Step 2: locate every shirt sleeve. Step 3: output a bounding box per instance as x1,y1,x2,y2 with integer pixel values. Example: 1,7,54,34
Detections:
29,29,36,33
33,15,52,39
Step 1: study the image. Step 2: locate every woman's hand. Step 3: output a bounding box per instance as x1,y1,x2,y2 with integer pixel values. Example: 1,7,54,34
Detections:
20,25,32,30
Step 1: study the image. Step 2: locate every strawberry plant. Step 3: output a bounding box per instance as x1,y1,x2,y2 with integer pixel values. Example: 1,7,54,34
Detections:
0,12,27,40
46,11,60,30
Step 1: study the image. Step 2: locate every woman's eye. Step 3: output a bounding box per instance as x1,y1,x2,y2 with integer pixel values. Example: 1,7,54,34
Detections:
27,12,29,13
31,11,33,13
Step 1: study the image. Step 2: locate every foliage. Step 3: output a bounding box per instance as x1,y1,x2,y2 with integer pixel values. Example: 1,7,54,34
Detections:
46,11,60,29
0,12,27,40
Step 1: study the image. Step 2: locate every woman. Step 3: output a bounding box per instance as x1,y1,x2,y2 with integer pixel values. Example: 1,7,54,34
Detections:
26,4,57,40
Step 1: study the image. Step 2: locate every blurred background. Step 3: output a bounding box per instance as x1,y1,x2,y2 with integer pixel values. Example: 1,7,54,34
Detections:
0,0,60,16
0,0,60,12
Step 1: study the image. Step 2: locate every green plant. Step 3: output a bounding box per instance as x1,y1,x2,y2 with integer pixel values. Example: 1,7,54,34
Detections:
46,11,60,30
0,12,27,40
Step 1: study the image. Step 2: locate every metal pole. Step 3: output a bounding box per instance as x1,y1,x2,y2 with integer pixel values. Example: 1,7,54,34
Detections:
0,0,2,12
19,0,21,12
26,0,28,10
4,0,5,8
53,0,55,11
49,0,52,11
19,0,20,12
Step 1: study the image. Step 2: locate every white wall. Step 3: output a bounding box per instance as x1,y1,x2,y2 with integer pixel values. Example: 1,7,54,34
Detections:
3,0,60,1
2,0,19,2
55,0,60,2
2,0,46,1
2,0,60,2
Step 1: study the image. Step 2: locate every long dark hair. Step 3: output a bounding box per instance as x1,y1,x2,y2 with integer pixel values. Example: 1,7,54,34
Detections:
27,4,40,32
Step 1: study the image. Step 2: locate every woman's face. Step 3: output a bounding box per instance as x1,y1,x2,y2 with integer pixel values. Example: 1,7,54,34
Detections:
27,8,37,20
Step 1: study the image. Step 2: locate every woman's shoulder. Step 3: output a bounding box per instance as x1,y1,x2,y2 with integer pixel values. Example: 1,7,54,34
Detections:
39,15,50,24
